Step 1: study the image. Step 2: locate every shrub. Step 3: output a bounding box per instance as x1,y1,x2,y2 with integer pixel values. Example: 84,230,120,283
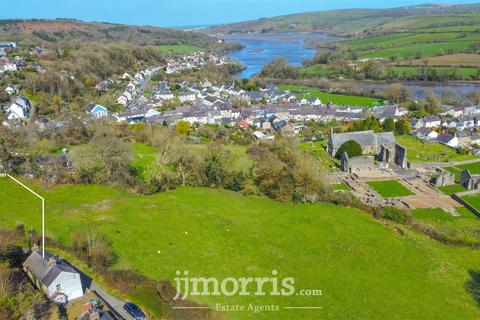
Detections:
380,207,413,225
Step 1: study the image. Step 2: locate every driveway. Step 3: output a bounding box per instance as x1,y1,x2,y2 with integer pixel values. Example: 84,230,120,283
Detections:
64,260,135,320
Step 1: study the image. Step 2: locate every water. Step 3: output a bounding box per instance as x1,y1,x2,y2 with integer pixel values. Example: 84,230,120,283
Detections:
226,33,336,78
351,81,480,99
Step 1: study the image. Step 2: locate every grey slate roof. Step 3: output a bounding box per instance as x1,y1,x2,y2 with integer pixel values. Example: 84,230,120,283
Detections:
23,249,78,287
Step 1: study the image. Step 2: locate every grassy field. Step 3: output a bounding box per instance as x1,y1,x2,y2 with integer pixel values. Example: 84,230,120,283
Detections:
129,143,252,178
1,178,480,319
412,208,480,244
388,66,479,80
367,180,415,198
131,143,157,178
157,45,204,53
188,144,252,171
396,135,478,163
439,184,467,196
462,193,480,213
401,54,480,68
278,85,382,107
299,141,338,171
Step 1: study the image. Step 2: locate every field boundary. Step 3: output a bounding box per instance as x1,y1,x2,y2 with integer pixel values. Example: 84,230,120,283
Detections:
452,191,480,218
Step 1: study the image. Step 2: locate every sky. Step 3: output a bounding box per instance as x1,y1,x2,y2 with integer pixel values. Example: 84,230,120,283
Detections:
1,0,479,27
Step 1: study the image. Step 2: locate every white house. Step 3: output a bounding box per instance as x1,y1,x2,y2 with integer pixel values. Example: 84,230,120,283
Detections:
86,103,109,118
179,92,196,103
6,96,31,119
121,72,132,80
437,133,459,148
23,248,84,305
117,91,133,106
4,86,16,95
416,128,438,141
2,63,17,72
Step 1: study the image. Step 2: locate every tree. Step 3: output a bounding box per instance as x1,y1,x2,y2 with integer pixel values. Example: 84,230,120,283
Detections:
335,140,363,159
384,83,410,103
202,146,230,188
363,61,385,79
71,125,133,186
382,118,396,132
395,119,412,135
176,121,191,136
424,91,441,114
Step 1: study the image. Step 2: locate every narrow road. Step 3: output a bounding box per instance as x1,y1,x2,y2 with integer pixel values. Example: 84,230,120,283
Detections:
91,281,134,320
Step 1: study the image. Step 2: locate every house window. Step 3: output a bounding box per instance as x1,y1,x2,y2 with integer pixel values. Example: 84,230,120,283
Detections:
56,283,62,291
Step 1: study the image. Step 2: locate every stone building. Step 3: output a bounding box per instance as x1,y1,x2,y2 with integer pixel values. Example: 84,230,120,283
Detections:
328,130,396,156
460,169,480,190
433,168,455,187
329,130,408,170
340,152,375,174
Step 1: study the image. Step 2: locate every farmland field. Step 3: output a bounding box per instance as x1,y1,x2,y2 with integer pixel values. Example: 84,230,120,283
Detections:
401,54,480,68
278,85,382,107
157,44,204,53
367,180,415,198
396,135,478,163
1,179,480,319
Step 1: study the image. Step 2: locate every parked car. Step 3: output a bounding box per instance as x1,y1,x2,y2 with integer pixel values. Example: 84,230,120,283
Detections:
123,302,146,320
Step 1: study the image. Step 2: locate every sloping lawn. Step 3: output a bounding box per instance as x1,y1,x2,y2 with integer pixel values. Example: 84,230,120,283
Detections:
461,193,480,213
367,180,415,197
131,143,157,178
1,179,480,319
439,184,467,196
413,208,480,244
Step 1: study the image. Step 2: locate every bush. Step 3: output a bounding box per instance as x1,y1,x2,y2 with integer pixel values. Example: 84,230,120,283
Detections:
380,207,413,225
335,140,362,159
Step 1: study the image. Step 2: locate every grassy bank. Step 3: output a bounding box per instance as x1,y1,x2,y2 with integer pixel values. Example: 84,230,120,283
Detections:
1,179,480,318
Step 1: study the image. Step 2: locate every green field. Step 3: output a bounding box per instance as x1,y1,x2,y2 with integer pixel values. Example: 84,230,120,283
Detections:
439,184,467,196
131,143,157,178
396,135,478,163
462,193,480,213
278,85,382,107
1,179,480,319
299,141,338,171
413,207,480,244
367,180,415,198
188,144,252,171
157,45,204,53
388,66,479,80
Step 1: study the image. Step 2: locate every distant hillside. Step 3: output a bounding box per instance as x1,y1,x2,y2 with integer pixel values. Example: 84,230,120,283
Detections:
0,19,227,51
208,3,480,37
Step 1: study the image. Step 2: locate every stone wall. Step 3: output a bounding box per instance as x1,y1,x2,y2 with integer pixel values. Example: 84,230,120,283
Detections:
433,168,455,187
394,143,408,169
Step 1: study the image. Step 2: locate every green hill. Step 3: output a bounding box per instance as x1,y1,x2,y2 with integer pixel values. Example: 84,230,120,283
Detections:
0,178,479,319
208,3,480,37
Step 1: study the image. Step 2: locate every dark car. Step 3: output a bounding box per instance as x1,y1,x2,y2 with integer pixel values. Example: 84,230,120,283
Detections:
123,302,146,320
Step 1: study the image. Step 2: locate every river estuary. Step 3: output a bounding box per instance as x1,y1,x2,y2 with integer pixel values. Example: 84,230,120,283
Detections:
226,33,480,99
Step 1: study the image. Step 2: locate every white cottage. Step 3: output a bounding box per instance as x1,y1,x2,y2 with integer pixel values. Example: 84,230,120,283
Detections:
23,248,84,305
